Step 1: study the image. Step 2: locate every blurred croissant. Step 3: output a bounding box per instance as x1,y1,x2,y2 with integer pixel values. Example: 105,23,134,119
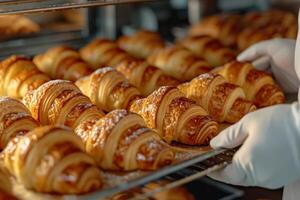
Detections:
76,67,141,112
0,97,38,150
178,73,256,123
118,30,165,59
33,45,92,81
116,60,180,96
75,109,175,171
189,14,241,47
213,61,285,107
0,55,50,99
147,46,212,81
130,86,218,145
178,35,236,67
80,38,133,69
0,15,40,40
1,126,103,194
23,80,104,128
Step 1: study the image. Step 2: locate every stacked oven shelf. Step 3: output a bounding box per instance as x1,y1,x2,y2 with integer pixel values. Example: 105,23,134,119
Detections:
0,1,243,199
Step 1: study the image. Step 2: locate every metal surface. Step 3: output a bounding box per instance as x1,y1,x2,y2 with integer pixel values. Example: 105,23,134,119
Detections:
0,0,157,15
67,148,236,200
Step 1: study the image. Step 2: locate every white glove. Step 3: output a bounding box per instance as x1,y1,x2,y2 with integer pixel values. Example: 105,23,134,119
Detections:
238,39,300,93
208,102,300,189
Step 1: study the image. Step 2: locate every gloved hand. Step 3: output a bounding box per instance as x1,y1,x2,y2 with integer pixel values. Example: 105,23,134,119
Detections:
238,38,300,93
208,102,300,189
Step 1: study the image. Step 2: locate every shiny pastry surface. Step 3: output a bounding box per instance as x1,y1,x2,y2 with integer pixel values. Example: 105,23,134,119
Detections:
23,80,104,128
75,109,175,171
0,55,50,99
178,73,256,123
130,86,218,145
34,45,92,81
1,125,103,194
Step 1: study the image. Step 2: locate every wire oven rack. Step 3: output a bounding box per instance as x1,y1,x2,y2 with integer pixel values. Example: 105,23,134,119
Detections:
0,0,158,15
60,148,237,200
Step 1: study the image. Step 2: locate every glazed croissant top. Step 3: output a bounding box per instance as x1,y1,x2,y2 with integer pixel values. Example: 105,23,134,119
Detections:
116,60,180,96
178,35,236,67
76,67,142,112
80,38,133,69
1,125,103,194
23,80,104,128
147,46,212,81
130,86,218,145
33,45,92,81
214,61,285,107
118,30,166,59
189,14,241,47
178,73,256,123
0,97,38,150
75,109,175,171
0,55,50,99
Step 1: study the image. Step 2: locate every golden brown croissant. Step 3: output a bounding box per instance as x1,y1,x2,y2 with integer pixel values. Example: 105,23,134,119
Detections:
75,109,174,171
23,80,104,128
237,24,297,51
1,125,103,194
189,14,241,47
0,97,38,150
75,67,142,112
0,55,50,99
144,181,195,200
178,35,236,67
178,73,256,123
129,86,218,145
214,61,285,107
118,30,166,59
0,15,40,40
116,60,180,96
80,38,133,69
33,45,92,81
242,10,297,30
147,46,212,81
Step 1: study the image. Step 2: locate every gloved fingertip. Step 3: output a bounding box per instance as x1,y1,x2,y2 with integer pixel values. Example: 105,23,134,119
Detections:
210,137,222,149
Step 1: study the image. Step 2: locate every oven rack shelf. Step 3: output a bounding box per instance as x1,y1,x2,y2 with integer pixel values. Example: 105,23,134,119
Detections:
0,0,157,15
70,148,237,200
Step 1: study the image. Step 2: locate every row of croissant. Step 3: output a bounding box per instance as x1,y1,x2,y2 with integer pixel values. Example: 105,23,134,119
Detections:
0,29,284,195
189,9,297,51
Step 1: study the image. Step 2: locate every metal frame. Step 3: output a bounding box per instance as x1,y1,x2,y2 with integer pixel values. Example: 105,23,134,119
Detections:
0,0,157,15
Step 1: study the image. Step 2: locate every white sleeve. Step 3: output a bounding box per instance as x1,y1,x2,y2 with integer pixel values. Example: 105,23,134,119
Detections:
295,10,300,101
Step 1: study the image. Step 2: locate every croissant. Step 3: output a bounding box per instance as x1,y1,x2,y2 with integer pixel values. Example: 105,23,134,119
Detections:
237,24,297,51
144,181,195,200
116,60,180,96
214,61,285,107
33,45,92,81
178,35,236,67
178,73,256,123
75,67,142,112
0,97,38,150
147,46,212,81
75,109,174,171
80,38,133,69
118,30,166,59
242,10,297,30
189,14,241,47
1,125,103,194
129,86,218,145
0,15,40,40
0,55,50,99
23,80,104,128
